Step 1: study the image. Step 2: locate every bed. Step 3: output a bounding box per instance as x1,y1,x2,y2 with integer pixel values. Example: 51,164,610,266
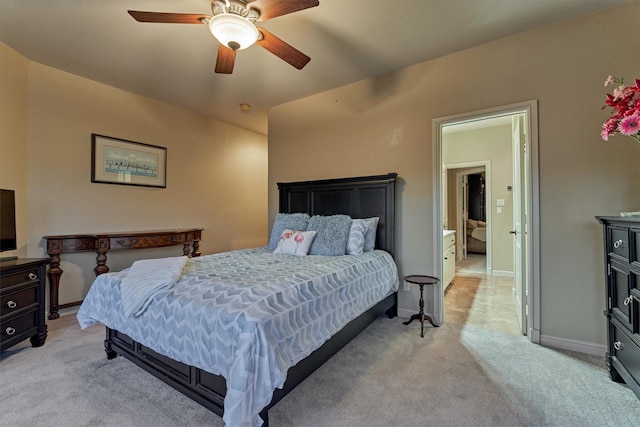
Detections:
466,219,486,254
77,173,398,427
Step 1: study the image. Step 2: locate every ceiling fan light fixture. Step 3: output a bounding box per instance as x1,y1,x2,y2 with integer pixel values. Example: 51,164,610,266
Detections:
208,13,259,51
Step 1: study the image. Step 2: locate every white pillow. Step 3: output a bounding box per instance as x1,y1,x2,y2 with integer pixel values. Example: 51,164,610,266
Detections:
274,229,317,256
267,213,310,250
346,219,368,255
363,217,379,252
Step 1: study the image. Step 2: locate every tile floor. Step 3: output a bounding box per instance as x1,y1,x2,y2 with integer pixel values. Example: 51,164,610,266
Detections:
444,253,523,335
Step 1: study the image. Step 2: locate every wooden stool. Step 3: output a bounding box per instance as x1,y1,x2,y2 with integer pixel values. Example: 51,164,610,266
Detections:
402,274,440,337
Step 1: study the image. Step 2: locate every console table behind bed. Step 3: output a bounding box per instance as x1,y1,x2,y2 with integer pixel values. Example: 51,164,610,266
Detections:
103,172,398,426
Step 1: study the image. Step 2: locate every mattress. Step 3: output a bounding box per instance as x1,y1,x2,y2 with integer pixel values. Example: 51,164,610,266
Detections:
77,247,399,427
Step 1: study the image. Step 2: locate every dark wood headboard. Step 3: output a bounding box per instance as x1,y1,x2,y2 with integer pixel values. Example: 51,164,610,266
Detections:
277,173,397,256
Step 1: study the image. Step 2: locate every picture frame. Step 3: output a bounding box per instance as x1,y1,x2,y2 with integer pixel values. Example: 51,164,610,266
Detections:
91,134,167,188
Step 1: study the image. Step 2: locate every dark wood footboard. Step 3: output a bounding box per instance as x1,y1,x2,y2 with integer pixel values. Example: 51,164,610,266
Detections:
104,292,396,425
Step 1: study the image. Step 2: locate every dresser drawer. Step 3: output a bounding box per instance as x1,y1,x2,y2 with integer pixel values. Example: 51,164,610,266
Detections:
633,229,640,264
611,324,640,384
610,262,636,332
609,226,630,260
0,285,37,317
0,266,40,289
1,310,37,342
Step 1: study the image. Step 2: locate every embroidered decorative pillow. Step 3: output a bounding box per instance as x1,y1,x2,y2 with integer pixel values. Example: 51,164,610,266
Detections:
273,229,317,256
307,214,352,256
346,219,368,255
363,217,380,252
267,213,310,250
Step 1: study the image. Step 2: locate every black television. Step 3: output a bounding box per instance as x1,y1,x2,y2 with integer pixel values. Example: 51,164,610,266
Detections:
0,189,17,253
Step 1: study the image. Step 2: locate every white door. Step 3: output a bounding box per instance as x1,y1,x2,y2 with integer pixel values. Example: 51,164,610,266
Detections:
512,114,527,335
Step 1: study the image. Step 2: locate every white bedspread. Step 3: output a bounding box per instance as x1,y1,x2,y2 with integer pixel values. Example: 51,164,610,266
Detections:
120,255,188,317
77,247,398,427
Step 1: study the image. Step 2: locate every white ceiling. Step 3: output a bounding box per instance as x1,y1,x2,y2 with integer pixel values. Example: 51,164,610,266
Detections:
0,0,628,135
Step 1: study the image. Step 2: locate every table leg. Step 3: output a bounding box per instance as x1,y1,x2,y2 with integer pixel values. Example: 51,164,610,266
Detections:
94,251,109,276
47,255,62,320
191,240,201,257
402,283,440,336
418,284,425,337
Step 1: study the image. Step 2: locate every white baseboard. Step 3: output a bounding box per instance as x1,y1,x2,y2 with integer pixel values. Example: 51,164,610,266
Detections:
398,307,416,319
539,333,606,357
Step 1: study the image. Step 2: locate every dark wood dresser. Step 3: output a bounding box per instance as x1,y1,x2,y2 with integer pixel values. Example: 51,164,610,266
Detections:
597,216,640,399
0,258,48,353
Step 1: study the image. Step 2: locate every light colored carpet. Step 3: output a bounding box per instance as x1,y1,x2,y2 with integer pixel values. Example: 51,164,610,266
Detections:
1,314,640,426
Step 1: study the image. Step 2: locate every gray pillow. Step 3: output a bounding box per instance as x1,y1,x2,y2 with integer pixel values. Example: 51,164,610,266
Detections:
267,213,310,250
307,214,352,256
363,217,380,252
346,219,368,255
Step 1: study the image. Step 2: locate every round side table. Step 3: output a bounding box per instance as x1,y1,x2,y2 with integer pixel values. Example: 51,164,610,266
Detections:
402,274,440,337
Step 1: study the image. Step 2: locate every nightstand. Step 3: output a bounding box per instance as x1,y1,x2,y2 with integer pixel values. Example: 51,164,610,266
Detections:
1,258,49,353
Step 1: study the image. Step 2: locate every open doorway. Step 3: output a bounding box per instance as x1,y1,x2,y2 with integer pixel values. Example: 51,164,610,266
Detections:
445,163,490,270
433,101,540,343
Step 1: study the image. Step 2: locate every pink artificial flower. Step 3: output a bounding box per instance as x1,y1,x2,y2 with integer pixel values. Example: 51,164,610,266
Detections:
618,113,640,136
601,75,640,142
604,75,616,87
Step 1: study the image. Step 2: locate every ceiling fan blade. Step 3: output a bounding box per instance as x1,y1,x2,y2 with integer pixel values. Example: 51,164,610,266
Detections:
257,28,310,70
215,44,237,74
128,11,210,24
248,0,319,22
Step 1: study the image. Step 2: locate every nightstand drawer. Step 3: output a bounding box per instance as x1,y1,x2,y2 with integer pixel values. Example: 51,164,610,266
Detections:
0,267,40,289
1,310,37,342
0,285,37,316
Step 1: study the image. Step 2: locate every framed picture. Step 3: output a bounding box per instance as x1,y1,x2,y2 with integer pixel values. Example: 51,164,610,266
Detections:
91,134,167,188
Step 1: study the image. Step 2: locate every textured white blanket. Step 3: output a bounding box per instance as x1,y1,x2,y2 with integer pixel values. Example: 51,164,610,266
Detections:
120,255,188,317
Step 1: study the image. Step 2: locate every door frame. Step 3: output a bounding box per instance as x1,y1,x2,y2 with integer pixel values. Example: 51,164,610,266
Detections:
432,100,540,343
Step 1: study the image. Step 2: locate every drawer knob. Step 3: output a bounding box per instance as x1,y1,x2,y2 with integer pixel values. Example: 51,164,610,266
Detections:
614,341,624,351
5,327,16,336
613,239,624,249
624,296,633,306
28,272,37,281
6,300,17,309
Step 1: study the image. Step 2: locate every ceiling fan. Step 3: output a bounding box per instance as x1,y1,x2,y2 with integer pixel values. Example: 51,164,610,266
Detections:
128,0,319,74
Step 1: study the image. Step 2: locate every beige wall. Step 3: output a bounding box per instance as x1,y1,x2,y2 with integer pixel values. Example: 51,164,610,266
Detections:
268,1,640,348
1,43,268,311
0,43,29,259
443,123,514,274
